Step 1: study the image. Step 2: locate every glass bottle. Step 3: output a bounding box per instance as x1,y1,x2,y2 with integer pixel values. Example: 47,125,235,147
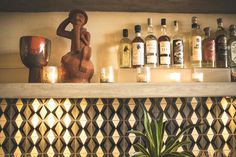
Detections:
119,29,131,68
228,24,236,67
215,18,228,68
172,20,184,68
132,25,144,68
158,18,171,68
145,18,158,68
190,16,203,68
202,27,216,67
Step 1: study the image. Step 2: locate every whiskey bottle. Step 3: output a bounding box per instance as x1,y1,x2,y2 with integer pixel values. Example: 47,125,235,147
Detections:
202,27,216,67
119,29,131,68
190,16,202,68
215,18,228,68
228,25,236,67
132,25,144,68
172,20,184,68
145,18,158,68
158,18,171,68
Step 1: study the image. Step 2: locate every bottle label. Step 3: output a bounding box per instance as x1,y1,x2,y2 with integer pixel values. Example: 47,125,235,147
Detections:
160,56,170,64
120,43,131,67
173,39,184,64
192,36,202,61
160,41,170,55
146,40,157,54
147,55,157,64
132,42,144,65
216,35,227,55
203,40,215,62
231,41,236,63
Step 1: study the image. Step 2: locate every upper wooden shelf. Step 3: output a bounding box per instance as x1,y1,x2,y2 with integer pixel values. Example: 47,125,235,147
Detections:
1,0,236,13
0,83,235,98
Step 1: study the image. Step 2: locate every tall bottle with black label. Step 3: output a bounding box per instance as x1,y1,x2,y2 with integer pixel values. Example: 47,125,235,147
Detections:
132,25,144,68
119,29,131,68
145,18,158,68
158,18,171,68
172,20,184,68
215,18,228,68
228,25,236,67
190,16,202,68
202,27,216,67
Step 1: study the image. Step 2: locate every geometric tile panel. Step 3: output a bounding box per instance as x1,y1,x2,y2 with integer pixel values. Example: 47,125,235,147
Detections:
0,97,235,156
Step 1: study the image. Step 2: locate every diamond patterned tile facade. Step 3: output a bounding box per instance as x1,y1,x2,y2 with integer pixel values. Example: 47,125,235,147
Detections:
0,97,235,156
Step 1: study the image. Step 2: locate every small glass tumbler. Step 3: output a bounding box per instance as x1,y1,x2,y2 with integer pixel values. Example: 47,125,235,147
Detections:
136,67,151,83
100,66,114,83
231,68,236,82
42,66,59,83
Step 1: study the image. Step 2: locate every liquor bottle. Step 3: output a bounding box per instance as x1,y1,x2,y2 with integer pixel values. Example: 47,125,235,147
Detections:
228,24,236,67
172,20,184,68
132,25,144,68
145,18,158,68
190,16,202,67
158,18,171,68
202,27,216,67
215,18,228,68
119,29,131,68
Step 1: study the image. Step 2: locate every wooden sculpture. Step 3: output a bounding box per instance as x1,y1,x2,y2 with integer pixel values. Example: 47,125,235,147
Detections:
57,9,94,83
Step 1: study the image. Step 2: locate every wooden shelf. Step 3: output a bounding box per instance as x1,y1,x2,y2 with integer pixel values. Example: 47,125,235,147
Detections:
0,83,235,98
0,0,236,13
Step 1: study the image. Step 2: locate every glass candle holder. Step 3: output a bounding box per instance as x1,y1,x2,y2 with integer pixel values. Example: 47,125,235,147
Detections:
42,66,59,83
100,66,114,83
192,72,203,82
136,67,151,83
169,72,181,82
231,68,236,82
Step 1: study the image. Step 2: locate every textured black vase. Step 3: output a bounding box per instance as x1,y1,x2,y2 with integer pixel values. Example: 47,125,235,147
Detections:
20,36,51,83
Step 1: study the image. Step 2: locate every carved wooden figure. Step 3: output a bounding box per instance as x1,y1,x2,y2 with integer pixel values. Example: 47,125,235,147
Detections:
57,9,94,83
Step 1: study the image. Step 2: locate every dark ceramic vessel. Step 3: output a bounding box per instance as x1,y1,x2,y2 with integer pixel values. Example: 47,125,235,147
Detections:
20,36,51,83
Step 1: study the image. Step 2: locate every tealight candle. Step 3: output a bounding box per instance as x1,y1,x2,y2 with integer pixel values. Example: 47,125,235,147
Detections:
136,67,151,83
42,66,59,83
169,72,181,82
100,66,114,83
192,72,203,82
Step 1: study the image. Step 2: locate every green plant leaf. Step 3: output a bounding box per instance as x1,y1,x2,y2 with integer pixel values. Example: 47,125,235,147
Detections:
130,152,149,157
133,143,150,156
165,141,190,153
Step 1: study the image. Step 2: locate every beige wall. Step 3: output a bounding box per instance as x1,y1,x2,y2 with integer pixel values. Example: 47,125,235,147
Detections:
0,12,236,83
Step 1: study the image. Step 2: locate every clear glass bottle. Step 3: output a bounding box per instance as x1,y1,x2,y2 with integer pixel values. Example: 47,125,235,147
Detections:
228,24,236,67
190,16,203,68
172,20,184,68
202,27,216,67
158,18,171,68
132,25,144,68
145,18,158,68
119,29,132,68
215,18,228,68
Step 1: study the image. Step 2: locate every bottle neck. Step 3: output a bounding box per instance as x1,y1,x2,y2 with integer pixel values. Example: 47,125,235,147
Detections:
136,32,141,37
147,25,153,35
174,25,179,34
161,25,167,35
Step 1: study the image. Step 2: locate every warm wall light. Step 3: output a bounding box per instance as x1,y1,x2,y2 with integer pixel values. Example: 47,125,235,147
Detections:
169,72,181,82
42,66,59,83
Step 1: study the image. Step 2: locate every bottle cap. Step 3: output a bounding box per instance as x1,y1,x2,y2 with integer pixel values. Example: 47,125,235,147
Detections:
148,18,152,26
229,24,236,31
203,27,211,36
134,25,141,33
174,20,178,26
161,18,166,25
217,18,223,24
123,29,128,37
192,16,198,24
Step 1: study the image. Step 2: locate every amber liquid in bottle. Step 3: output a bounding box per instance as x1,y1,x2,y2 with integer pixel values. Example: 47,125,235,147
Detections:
119,29,131,68
158,18,171,68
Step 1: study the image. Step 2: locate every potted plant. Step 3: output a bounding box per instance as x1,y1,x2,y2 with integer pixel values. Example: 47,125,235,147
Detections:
128,104,196,157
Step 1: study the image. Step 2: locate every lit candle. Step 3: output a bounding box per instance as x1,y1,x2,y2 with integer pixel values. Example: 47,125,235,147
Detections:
192,72,203,82
100,66,114,83
169,72,181,82
42,66,59,83
136,67,151,83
